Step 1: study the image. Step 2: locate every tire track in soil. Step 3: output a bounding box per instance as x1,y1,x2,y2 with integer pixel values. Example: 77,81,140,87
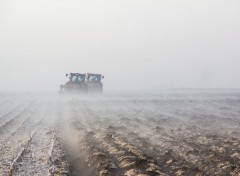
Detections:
68,102,119,176
124,117,240,175
67,98,240,176
0,98,30,122
55,99,93,176
108,106,201,161
89,101,199,175
9,101,55,176
0,100,37,138
0,94,28,117
1,100,69,176
1,94,240,176
0,100,43,175
107,106,240,176
87,117,193,176
68,102,167,176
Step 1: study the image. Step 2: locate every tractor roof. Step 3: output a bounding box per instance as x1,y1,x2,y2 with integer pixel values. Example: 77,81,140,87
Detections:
70,73,86,76
87,73,102,76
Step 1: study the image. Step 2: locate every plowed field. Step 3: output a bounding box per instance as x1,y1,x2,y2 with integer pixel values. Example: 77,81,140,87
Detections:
0,91,240,176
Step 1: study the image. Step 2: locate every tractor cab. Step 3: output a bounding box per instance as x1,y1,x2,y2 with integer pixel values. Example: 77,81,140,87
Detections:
87,74,104,82
67,73,86,83
59,73,88,94
86,73,104,93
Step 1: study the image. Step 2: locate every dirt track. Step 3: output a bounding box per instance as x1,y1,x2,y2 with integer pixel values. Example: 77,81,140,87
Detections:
0,91,240,176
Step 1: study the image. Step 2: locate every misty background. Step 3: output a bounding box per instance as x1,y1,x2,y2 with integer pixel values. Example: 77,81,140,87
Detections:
0,0,239,91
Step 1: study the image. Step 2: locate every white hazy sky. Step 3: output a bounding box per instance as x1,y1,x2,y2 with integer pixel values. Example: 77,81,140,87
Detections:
0,0,240,91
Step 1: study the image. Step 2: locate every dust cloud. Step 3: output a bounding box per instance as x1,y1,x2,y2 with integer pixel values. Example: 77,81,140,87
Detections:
1,91,240,175
0,1,240,176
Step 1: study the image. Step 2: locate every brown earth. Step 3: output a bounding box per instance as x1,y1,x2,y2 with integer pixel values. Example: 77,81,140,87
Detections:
0,91,240,176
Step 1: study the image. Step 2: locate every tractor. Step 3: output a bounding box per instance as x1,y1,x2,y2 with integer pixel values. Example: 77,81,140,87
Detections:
85,73,104,93
59,73,88,94
59,73,104,94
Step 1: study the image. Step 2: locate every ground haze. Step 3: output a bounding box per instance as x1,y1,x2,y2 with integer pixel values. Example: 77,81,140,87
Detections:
0,90,240,175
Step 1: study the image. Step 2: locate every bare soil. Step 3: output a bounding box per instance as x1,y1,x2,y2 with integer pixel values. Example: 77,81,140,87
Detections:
0,91,240,176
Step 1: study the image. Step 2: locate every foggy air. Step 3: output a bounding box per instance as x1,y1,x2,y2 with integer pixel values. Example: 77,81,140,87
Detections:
0,1,240,176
